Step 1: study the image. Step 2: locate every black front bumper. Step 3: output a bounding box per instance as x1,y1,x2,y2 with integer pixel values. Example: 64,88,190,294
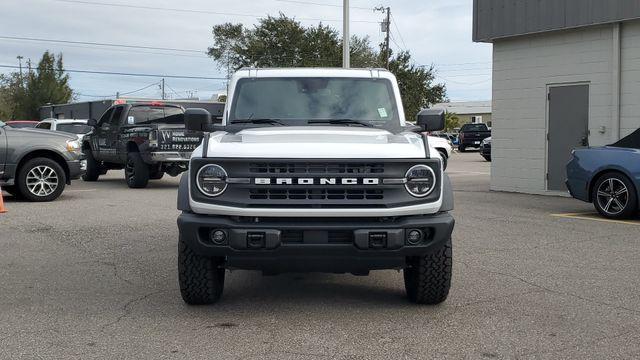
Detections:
177,212,455,273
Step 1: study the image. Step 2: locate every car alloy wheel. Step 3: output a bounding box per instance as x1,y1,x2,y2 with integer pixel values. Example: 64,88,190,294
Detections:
25,165,59,197
596,178,629,216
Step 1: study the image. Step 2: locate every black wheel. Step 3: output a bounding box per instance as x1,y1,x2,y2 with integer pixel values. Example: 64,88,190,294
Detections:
437,150,448,170
149,169,165,180
458,145,466,153
125,152,149,188
82,148,101,181
178,236,225,305
404,237,452,305
16,157,66,202
592,172,638,219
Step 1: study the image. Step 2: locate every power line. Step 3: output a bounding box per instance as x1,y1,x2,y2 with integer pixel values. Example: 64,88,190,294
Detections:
0,35,202,53
0,64,226,80
389,13,407,50
273,0,373,11
52,0,379,23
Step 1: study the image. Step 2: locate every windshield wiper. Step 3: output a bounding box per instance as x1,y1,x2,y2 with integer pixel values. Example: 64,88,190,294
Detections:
307,119,375,127
231,118,286,126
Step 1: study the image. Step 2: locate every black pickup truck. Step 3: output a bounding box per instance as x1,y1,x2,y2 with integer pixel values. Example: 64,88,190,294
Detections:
457,123,491,152
82,102,203,188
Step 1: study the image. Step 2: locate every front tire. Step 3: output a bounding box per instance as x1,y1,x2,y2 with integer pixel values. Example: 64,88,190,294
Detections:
82,148,101,181
125,152,149,188
592,172,638,219
16,157,66,202
404,237,452,305
178,236,225,305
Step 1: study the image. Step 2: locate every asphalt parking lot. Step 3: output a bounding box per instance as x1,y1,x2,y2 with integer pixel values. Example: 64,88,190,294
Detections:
1,152,639,359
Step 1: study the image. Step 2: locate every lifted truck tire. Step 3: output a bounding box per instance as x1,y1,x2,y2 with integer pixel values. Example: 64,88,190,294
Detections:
82,149,101,182
404,237,452,305
178,236,225,305
125,152,149,188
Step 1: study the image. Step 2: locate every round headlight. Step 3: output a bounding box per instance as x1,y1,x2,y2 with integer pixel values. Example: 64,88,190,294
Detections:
196,164,228,197
405,165,436,197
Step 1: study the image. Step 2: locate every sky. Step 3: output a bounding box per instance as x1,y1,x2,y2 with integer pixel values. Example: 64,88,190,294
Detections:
0,0,492,103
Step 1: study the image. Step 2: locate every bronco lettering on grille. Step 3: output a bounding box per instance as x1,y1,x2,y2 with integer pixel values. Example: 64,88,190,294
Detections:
254,178,380,185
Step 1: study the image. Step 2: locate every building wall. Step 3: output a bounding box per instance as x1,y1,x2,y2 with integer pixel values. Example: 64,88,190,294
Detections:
457,113,492,126
621,21,640,137
491,24,618,194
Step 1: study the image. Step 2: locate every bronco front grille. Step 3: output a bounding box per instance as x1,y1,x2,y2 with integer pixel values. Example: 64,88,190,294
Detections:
249,188,384,200
249,162,384,174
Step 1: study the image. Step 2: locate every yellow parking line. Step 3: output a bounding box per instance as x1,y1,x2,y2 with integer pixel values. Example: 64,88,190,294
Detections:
551,212,640,226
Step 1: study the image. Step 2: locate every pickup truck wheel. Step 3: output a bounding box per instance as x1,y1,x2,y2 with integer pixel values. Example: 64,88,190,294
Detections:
16,158,66,202
592,172,638,219
125,152,149,188
82,149,100,181
404,237,452,305
178,236,225,305
458,145,466,153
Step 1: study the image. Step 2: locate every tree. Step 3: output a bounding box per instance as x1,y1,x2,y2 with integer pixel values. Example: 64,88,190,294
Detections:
207,14,446,120
388,51,446,121
444,112,460,132
0,51,73,119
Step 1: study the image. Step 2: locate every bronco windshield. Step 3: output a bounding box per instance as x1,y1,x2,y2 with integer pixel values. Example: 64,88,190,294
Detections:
228,77,401,129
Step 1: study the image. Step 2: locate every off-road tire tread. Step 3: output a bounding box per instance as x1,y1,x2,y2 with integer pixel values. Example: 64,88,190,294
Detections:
82,149,100,181
125,152,149,188
404,238,452,305
178,237,225,305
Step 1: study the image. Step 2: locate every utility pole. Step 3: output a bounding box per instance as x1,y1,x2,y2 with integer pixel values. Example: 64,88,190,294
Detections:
16,56,23,85
161,78,165,100
343,0,350,68
375,6,391,69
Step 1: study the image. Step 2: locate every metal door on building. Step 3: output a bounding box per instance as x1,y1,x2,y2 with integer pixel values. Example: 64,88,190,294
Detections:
547,84,589,191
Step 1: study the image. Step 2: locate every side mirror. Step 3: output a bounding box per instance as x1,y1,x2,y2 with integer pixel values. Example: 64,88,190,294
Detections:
416,109,445,132
184,108,212,131
87,118,97,127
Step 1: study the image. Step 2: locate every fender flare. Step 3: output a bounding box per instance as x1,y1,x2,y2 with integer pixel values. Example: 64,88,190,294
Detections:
439,174,454,212
177,172,192,212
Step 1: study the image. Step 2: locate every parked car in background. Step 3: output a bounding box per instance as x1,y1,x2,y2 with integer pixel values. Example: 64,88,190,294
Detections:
36,119,92,140
5,120,38,128
566,129,640,219
0,120,85,202
480,137,491,161
457,123,491,152
428,135,453,170
82,102,203,188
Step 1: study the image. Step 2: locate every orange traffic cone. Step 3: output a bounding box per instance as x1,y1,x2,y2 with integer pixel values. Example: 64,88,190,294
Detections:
0,186,7,213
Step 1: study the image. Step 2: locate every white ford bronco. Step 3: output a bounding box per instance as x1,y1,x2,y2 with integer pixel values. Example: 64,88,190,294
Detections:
177,68,455,305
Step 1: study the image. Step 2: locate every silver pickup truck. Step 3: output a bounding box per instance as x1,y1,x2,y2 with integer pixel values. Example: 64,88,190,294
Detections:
0,120,85,202
176,68,455,305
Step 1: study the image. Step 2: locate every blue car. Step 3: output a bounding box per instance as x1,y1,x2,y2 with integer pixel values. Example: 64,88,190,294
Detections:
566,129,640,219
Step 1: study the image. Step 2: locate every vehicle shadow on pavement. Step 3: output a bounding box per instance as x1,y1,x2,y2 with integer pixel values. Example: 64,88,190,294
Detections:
213,271,414,308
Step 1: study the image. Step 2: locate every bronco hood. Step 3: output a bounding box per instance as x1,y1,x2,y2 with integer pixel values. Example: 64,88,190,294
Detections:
199,126,427,159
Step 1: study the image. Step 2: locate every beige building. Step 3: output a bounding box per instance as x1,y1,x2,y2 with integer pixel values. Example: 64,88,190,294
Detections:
433,101,492,127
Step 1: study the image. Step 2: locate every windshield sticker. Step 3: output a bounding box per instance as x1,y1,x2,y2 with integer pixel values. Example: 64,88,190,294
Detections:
127,116,135,124
377,107,388,118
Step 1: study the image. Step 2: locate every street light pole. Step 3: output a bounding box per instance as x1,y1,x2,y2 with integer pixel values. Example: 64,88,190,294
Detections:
343,0,350,68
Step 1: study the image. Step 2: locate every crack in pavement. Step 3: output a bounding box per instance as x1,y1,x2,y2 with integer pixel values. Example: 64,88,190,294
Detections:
99,289,166,333
459,261,640,316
